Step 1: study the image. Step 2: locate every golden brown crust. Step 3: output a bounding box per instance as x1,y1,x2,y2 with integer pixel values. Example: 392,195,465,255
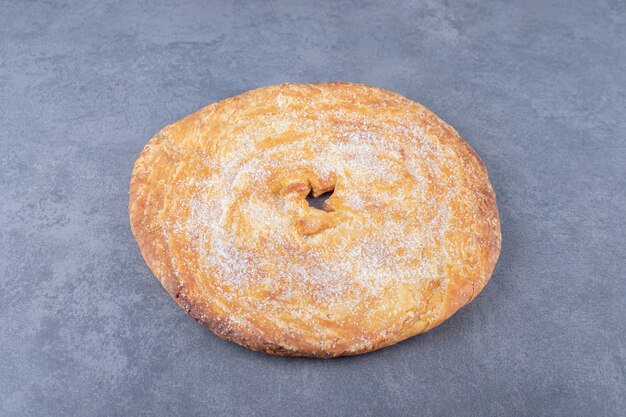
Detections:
129,82,501,357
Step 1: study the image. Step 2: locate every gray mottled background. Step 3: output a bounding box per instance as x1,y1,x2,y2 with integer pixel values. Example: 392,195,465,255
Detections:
1,0,625,416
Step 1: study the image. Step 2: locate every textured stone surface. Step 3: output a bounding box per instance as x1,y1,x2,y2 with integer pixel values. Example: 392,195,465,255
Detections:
1,0,624,416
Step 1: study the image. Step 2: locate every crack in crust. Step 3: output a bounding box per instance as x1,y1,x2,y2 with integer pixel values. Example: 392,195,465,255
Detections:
129,82,501,357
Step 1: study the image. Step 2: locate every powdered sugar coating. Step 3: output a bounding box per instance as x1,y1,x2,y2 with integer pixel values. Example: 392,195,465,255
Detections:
129,82,501,357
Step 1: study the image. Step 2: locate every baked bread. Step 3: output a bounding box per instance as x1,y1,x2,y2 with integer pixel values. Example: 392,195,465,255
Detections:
129,82,501,357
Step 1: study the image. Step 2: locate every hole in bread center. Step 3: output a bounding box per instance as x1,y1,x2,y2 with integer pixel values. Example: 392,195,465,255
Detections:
306,189,333,211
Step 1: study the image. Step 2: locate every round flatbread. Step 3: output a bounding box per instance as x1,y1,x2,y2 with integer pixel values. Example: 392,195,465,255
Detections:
129,82,501,357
